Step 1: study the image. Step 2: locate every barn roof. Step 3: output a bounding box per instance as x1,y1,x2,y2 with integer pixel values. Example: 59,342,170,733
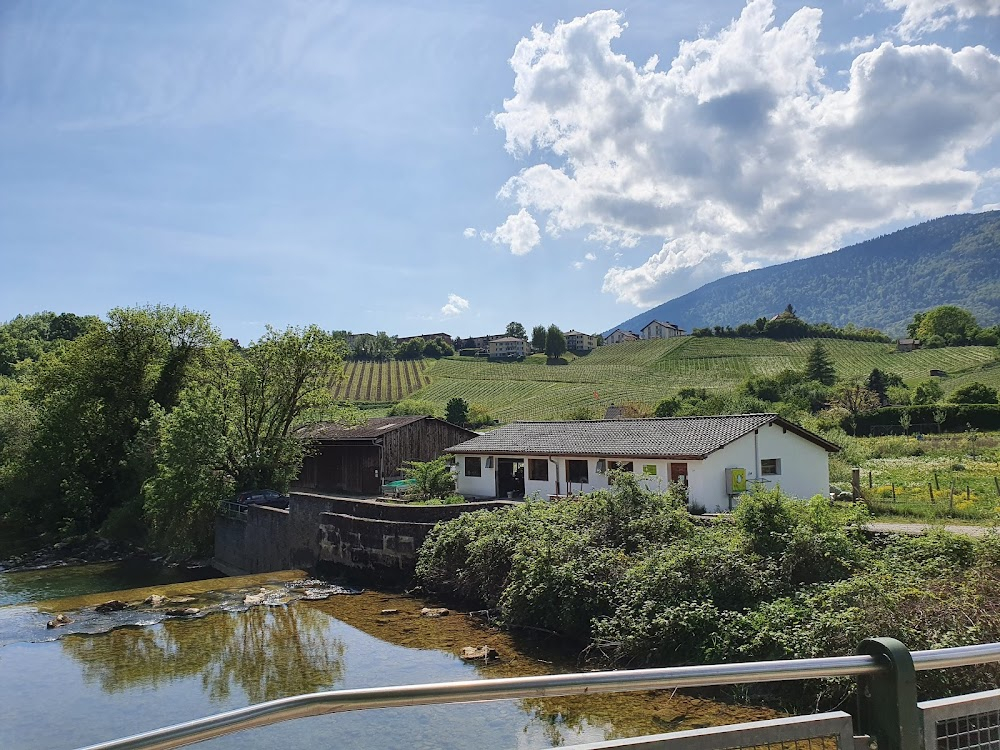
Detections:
445,414,839,458
297,415,475,442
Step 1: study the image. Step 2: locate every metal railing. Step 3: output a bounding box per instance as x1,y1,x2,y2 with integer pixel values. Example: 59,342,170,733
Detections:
73,640,1000,750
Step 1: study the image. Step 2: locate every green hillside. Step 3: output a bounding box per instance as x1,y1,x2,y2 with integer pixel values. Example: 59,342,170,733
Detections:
400,338,998,422
610,210,1000,337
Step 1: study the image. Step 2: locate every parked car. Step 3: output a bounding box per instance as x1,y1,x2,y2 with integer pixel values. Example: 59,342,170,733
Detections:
233,489,289,509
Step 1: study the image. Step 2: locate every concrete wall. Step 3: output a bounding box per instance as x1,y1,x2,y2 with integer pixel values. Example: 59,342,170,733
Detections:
213,505,291,575
215,492,514,577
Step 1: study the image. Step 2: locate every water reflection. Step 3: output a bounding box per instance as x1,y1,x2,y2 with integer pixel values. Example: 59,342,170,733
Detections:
61,605,345,703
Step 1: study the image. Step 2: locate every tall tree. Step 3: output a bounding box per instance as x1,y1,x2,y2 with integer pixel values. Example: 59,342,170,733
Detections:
506,321,527,339
804,341,836,385
1,306,216,534
531,325,546,351
866,368,888,406
916,305,979,345
545,324,567,359
143,326,347,552
445,397,469,426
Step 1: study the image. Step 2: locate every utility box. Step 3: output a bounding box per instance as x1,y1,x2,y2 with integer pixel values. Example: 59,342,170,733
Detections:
726,468,747,495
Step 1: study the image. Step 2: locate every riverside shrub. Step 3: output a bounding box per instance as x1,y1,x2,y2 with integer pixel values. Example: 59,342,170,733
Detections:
416,479,1000,707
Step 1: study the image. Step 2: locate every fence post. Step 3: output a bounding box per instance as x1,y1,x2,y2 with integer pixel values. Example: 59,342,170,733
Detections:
853,468,862,501
856,638,919,750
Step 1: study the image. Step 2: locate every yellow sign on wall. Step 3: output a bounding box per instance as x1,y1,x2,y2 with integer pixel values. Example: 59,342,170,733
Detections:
726,468,747,494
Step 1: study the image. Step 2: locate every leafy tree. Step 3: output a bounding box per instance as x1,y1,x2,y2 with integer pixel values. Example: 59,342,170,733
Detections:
388,399,437,416
466,403,494,428
143,326,346,552
654,397,682,417
804,341,836,385
545,324,567,359
531,325,547,351
506,322,527,340
397,338,424,360
832,381,880,417
913,379,944,405
424,336,454,358
886,385,912,406
0,306,216,535
763,316,809,340
445,397,469,426
916,306,979,345
866,368,889,406
933,407,947,432
949,382,999,405
401,457,456,500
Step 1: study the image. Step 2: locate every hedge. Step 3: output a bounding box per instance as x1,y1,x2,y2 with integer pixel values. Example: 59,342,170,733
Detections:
849,405,1000,435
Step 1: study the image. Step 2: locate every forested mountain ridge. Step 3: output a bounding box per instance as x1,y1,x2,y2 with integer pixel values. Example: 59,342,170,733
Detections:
608,211,1000,337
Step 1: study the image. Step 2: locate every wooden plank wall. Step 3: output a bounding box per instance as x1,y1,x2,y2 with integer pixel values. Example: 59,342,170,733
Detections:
381,419,476,478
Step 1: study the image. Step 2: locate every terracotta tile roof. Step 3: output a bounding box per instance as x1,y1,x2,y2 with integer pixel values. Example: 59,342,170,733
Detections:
445,414,839,458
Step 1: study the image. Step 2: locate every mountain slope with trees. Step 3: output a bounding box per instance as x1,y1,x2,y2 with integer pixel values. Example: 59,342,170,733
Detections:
608,211,1000,337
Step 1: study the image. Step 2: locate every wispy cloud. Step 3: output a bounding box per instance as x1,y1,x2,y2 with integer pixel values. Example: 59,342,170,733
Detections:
463,227,477,238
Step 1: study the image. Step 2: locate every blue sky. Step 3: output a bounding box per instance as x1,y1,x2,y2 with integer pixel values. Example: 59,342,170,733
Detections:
2,0,999,342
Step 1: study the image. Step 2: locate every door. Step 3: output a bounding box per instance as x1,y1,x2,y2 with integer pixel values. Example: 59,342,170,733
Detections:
495,459,525,499
670,462,688,485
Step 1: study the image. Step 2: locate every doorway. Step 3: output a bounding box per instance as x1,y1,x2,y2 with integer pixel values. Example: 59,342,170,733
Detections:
670,462,688,485
496,458,525,499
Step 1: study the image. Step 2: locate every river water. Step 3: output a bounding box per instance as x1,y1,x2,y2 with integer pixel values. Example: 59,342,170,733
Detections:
0,562,774,750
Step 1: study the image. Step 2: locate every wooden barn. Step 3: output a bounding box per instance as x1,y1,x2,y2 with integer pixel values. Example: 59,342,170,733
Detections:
294,416,477,496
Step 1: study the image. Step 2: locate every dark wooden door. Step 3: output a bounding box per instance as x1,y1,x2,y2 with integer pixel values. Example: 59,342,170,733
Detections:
670,462,688,484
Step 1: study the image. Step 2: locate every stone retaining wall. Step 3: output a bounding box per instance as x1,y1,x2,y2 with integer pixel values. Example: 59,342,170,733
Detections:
215,493,515,577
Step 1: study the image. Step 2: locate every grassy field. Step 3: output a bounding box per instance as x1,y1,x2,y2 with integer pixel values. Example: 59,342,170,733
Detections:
393,338,999,422
829,431,1000,522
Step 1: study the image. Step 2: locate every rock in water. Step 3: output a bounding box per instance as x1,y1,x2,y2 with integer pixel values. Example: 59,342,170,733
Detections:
380,609,399,615
95,600,128,613
420,607,450,618
165,607,200,617
460,646,499,662
144,594,166,607
46,614,72,629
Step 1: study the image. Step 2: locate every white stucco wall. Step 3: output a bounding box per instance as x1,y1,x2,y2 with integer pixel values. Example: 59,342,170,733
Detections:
453,424,831,510
692,424,831,511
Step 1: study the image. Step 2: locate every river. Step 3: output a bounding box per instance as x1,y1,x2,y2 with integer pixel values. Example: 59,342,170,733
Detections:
0,562,775,750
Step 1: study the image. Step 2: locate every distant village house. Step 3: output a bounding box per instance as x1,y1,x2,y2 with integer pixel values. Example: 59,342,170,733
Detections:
488,336,529,359
641,320,685,339
565,330,599,353
605,328,641,345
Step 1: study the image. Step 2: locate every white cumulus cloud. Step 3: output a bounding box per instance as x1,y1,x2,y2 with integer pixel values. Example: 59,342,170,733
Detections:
882,0,1000,40
441,293,470,317
490,1,1000,307
584,252,597,261
463,227,476,238
483,208,541,255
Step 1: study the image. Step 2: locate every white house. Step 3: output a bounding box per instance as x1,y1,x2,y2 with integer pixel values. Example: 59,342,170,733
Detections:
641,320,685,339
565,330,598,352
445,414,839,512
488,336,529,358
605,328,641,345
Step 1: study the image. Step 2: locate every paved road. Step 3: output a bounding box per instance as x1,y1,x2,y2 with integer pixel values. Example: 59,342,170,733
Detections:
867,522,993,538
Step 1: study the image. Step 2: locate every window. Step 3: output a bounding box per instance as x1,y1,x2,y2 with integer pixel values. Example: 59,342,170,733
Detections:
608,461,634,473
642,464,657,476
465,457,482,477
761,458,781,476
566,459,589,484
528,459,549,481
670,463,688,484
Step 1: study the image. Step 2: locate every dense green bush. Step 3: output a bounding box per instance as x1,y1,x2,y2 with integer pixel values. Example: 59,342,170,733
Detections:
417,480,1000,709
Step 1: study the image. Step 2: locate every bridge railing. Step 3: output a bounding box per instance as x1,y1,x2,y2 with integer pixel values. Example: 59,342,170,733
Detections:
73,639,1000,750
